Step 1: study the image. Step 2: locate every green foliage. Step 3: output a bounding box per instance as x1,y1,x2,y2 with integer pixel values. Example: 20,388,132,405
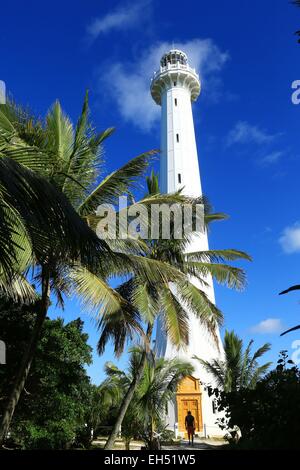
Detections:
146,170,159,195
0,101,107,299
211,351,300,449
0,302,95,449
159,428,176,443
98,175,251,357
100,174,250,449
103,349,193,449
0,96,157,316
0,93,251,449
0,94,164,441
13,420,78,450
196,329,271,392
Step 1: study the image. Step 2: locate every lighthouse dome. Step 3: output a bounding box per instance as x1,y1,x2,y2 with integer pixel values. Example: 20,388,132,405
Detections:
160,49,188,67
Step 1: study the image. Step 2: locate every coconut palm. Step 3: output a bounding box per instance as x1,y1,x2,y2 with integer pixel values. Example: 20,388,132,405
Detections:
0,95,224,443
0,142,102,303
81,380,121,448
137,355,194,448
0,97,250,446
101,172,251,449
0,99,115,441
195,329,272,392
104,349,193,449
0,95,167,442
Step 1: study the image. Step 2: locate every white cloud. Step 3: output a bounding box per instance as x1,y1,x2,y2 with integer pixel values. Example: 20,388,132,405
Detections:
100,39,229,132
226,121,276,147
250,318,284,334
279,222,300,254
260,150,284,166
87,0,151,40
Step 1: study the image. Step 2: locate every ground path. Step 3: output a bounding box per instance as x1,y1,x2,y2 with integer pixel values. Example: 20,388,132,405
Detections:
93,437,227,450
162,438,227,450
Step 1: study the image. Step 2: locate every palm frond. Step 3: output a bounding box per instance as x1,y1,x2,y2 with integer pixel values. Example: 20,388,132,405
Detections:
194,355,225,388
204,213,228,225
46,100,74,163
132,281,159,324
0,272,37,304
186,249,252,263
69,268,144,357
279,285,300,295
177,279,223,326
248,363,272,389
159,286,190,347
0,104,52,174
187,261,246,290
97,308,144,357
61,92,115,205
69,265,126,318
0,157,105,265
280,324,300,336
250,343,271,363
78,151,157,216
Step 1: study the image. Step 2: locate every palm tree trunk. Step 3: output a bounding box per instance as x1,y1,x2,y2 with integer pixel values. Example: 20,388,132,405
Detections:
124,437,130,450
150,416,154,449
0,268,50,444
104,323,153,450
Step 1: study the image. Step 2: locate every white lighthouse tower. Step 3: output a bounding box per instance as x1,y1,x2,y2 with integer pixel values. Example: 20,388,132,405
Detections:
151,49,225,437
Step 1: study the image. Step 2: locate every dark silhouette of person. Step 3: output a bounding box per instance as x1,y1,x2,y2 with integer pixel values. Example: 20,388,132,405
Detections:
185,411,195,446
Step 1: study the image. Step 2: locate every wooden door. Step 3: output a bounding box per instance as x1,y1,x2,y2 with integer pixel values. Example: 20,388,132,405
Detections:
180,399,200,432
176,376,203,435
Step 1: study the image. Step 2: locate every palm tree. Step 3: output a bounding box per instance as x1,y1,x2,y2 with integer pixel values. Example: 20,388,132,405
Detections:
0,146,100,304
0,100,112,442
0,97,250,446
104,349,193,449
0,95,167,442
195,329,272,392
137,355,194,448
81,380,121,448
101,172,251,449
0,95,226,443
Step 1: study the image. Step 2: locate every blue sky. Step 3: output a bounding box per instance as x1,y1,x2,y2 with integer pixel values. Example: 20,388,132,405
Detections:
1,0,300,382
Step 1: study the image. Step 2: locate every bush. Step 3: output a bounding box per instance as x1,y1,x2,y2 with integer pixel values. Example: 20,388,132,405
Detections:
12,420,76,449
211,352,300,449
160,428,176,443
0,310,94,449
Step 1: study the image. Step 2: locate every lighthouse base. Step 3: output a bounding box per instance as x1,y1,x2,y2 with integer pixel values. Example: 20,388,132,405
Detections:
165,376,226,439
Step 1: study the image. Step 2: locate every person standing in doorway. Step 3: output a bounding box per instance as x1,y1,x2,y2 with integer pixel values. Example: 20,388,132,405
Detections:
185,411,195,446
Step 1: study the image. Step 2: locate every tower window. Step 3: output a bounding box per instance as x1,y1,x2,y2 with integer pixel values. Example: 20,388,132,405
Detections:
178,173,181,184
212,399,217,414
173,81,177,87
174,98,177,106
176,133,179,143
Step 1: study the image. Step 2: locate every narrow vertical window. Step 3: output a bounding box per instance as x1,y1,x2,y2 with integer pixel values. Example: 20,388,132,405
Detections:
178,173,181,184
174,98,177,106
176,133,179,143
212,399,217,414
173,81,177,86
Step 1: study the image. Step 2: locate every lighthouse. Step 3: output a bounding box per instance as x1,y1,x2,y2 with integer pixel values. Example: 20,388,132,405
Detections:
151,49,225,437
